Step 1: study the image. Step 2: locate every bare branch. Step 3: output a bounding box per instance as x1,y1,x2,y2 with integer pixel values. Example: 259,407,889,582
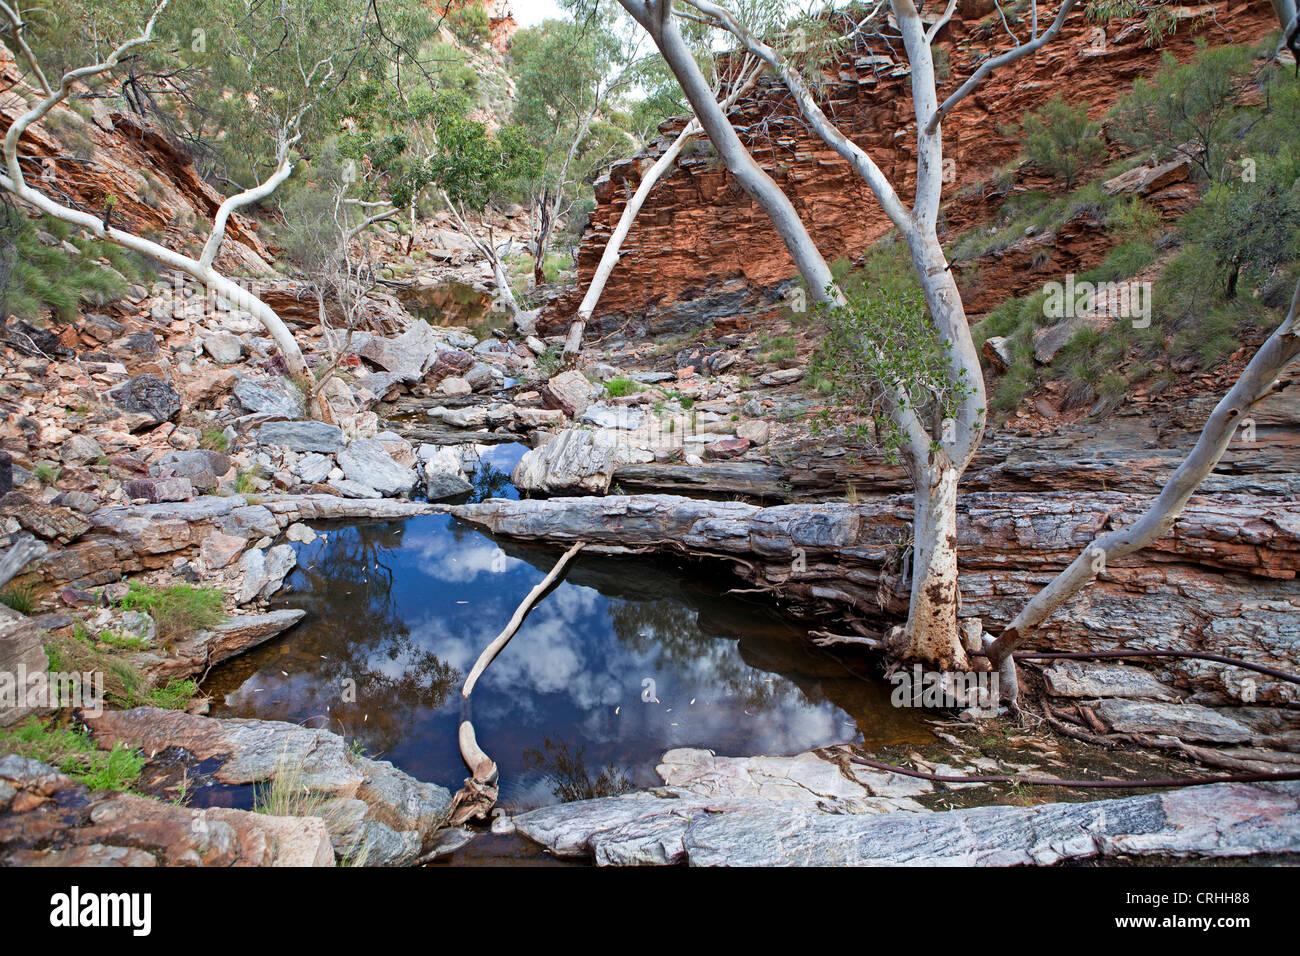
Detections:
925,0,1078,137
988,277,1300,664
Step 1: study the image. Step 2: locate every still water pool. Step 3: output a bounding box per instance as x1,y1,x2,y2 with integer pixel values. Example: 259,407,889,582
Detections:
204,444,930,810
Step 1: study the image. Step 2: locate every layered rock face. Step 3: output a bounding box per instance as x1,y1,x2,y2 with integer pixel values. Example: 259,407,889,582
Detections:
453,491,1300,706
541,0,1279,337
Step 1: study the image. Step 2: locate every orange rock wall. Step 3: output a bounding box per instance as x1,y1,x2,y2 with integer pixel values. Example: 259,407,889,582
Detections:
543,1,1278,335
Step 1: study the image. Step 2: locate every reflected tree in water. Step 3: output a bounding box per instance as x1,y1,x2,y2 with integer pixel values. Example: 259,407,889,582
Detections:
470,463,515,501
523,738,636,803
250,520,461,753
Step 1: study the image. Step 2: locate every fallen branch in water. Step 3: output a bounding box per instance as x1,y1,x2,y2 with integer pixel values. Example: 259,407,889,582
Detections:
448,541,587,825
462,540,587,698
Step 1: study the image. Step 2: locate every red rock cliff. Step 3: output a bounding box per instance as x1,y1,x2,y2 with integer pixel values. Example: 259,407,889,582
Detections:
543,1,1278,337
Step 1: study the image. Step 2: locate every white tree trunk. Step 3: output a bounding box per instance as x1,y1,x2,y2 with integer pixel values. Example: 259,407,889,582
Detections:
902,464,968,669
988,277,1300,664
562,59,761,360
0,2,323,415
563,121,697,359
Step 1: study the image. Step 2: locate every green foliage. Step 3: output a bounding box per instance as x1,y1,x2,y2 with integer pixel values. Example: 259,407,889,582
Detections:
118,582,225,644
233,468,259,495
604,377,641,398
1017,96,1105,190
144,678,199,711
200,428,229,452
0,718,144,792
809,246,972,458
1188,173,1300,297
428,118,542,210
446,1,490,46
0,584,35,614
1086,0,1185,47
32,463,60,486
758,334,797,362
1109,42,1253,182
0,210,131,322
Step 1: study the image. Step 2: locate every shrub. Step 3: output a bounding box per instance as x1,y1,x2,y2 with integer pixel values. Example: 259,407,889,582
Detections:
200,428,230,452
604,377,640,397
1018,95,1105,190
446,2,489,46
0,583,35,614
1109,42,1253,183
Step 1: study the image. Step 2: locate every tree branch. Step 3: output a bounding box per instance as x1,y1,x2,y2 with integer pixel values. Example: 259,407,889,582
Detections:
925,0,1078,137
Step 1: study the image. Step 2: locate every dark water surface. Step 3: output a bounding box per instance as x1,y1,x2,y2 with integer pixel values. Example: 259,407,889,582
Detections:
204,444,931,813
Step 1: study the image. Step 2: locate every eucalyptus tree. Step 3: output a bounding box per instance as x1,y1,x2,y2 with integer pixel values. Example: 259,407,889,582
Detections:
509,5,649,284
425,115,544,324
0,0,448,420
614,0,1300,677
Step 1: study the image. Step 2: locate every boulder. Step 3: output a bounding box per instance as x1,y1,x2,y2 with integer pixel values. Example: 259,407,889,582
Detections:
359,322,444,379
199,530,247,570
441,406,490,429
512,429,619,494
337,438,417,497
465,363,501,392
704,438,751,460
1094,699,1253,744
426,349,476,383
981,335,1014,372
579,403,646,430
83,313,125,343
373,431,417,468
425,471,473,500
58,433,104,465
0,619,49,726
257,420,344,454
202,332,245,364
0,494,92,543
439,376,472,397
286,522,317,544
233,378,304,418
217,504,279,539
758,368,804,387
1041,661,1179,701
328,478,382,499
1102,157,1191,197
418,444,473,500
1032,314,1114,365
122,476,194,503
294,452,334,484
156,449,231,491
540,370,601,417
143,609,306,682
109,374,182,423
735,420,770,445
234,544,297,604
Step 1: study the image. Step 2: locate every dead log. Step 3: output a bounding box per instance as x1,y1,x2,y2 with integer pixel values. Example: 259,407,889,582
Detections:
449,541,586,824
0,534,47,590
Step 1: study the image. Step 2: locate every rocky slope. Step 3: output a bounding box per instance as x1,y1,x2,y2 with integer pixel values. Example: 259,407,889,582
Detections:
540,0,1279,338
